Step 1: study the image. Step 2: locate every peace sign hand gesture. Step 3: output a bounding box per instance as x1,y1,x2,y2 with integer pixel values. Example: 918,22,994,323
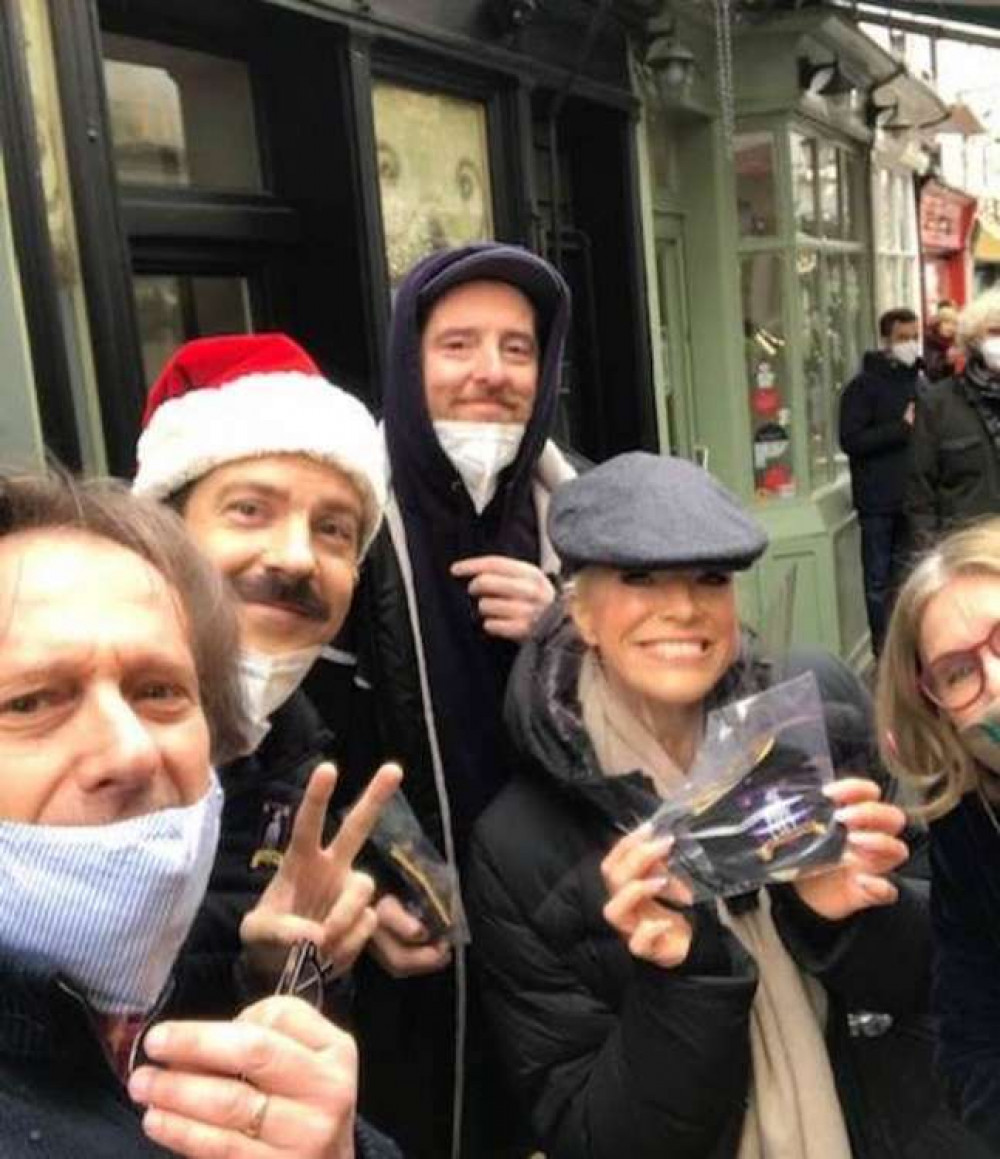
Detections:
240,761,403,982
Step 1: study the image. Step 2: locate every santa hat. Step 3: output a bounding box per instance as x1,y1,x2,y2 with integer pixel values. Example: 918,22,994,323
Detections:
133,333,386,554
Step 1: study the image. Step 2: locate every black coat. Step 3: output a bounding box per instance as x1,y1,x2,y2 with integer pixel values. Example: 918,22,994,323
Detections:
169,690,334,1020
838,350,919,514
931,792,1000,1152
906,374,1000,550
465,610,976,1159
0,957,402,1159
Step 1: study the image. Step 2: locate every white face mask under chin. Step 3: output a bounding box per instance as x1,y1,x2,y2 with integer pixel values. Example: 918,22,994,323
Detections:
981,337,1000,373
433,421,526,514
239,645,323,749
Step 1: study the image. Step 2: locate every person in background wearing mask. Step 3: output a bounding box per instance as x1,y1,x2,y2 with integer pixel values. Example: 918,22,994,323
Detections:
924,302,965,383
878,517,1000,1153
908,290,1000,553
305,242,576,1158
0,471,398,1158
839,307,923,655
133,334,400,1019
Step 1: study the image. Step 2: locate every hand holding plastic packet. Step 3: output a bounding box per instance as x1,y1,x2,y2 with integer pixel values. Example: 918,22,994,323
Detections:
650,671,847,902
367,790,470,945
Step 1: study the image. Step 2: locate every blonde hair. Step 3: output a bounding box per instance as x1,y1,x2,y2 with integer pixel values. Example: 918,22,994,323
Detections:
957,289,1000,351
877,518,1000,818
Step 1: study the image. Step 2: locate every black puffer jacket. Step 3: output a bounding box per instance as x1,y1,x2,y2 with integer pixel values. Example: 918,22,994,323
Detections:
906,371,1000,550
465,609,969,1159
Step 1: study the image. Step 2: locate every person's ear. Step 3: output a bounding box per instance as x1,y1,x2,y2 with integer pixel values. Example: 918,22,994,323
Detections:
570,590,598,648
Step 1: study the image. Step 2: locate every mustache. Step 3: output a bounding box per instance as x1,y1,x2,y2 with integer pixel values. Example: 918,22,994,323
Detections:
230,571,331,622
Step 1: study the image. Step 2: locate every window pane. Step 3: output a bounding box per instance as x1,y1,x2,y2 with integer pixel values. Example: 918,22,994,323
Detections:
792,133,817,237
818,143,840,239
826,255,846,388
373,82,494,289
103,34,261,191
841,152,860,241
876,168,893,252
843,255,864,378
735,131,778,237
799,250,830,485
741,253,796,500
133,274,252,386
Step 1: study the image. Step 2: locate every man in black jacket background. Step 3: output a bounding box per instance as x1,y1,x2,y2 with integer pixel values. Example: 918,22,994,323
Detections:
839,307,922,655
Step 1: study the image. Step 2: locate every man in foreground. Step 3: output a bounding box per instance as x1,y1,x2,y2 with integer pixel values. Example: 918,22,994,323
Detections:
0,470,397,1157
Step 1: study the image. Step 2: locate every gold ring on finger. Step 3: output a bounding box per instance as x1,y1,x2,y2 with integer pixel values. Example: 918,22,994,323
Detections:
243,1090,270,1140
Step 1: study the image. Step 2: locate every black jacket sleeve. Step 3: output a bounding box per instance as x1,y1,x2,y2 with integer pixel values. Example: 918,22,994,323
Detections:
838,377,911,459
467,836,758,1159
905,395,940,549
770,878,930,1018
931,808,1000,1150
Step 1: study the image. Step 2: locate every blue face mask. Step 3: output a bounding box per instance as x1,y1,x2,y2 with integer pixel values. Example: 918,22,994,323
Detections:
959,704,1000,776
0,776,223,1014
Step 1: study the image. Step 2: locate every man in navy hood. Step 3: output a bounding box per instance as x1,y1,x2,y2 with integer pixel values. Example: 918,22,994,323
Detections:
306,242,574,1159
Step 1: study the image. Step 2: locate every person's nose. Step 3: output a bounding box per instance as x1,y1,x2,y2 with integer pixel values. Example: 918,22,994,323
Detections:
656,577,698,622
472,340,505,386
75,687,161,798
982,649,1000,701
261,514,317,578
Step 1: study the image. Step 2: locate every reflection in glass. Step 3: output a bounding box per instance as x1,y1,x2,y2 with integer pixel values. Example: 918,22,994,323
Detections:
133,274,252,386
843,256,863,381
735,132,778,237
826,256,845,389
798,250,830,486
818,144,840,238
841,152,859,241
373,82,494,288
741,253,795,500
792,133,817,237
102,34,261,190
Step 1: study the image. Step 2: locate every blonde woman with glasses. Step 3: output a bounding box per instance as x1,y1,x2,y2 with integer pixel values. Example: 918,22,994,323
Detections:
879,517,1000,1152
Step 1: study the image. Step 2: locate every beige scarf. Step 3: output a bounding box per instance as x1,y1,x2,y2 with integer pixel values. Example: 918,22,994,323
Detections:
579,653,852,1159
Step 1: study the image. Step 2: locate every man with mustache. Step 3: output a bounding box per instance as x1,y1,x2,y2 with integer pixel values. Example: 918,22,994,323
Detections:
0,470,398,1158
133,333,397,1016
306,243,576,1158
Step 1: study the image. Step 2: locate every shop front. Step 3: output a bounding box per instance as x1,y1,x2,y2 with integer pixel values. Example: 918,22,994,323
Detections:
637,2,945,665
1,0,657,477
920,178,977,310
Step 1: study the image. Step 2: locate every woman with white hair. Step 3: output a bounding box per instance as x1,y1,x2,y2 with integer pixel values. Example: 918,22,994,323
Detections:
907,289,1000,550
878,517,1000,1151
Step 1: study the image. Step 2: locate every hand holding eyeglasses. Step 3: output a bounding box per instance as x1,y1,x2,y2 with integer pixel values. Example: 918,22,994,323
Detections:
130,995,357,1158
240,760,403,983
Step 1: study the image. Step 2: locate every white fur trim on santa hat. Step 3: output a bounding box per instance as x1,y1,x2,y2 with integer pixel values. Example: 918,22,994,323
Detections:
133,371,387,554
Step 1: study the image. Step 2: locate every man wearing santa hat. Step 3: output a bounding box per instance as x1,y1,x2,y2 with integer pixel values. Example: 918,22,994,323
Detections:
133,332,398,1018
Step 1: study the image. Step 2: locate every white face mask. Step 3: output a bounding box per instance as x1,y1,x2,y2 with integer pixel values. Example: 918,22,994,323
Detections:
981,336,1000,373
239,645,323,748
433,421,526,514
0,776,223,1014
890,340,921,367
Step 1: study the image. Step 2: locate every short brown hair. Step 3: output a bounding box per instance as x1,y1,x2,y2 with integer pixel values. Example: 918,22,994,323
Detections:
877,518,1000,818
0,469,247,762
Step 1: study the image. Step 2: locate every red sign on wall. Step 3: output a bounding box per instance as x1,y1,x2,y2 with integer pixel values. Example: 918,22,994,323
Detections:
920,181,977,253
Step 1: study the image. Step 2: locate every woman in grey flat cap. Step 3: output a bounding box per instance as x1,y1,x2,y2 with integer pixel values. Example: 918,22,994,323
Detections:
463,453,958,1159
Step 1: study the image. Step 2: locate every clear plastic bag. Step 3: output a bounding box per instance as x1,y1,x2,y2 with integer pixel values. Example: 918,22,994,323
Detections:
649,671,846,901
367,790,470,945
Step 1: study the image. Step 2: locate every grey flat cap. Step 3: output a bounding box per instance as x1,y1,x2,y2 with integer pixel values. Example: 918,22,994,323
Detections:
550,452,768,573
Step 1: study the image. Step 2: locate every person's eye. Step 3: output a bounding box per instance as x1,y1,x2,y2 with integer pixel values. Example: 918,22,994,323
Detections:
940,657,977,688
0,689,60,715
134,681,190,707
317,519,358,546
698,571,732,588
503,338,536,361
620,570,654,586
225,498,266,521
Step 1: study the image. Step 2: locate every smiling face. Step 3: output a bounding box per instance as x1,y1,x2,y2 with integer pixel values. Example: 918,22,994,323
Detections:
918,572,1000,729
421,279,539,423
0,531,211,826
571,567,740,711
180,454,362,656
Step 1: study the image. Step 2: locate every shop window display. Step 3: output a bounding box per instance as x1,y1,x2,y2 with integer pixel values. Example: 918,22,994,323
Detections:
737,126,870,501
372,81,495,288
